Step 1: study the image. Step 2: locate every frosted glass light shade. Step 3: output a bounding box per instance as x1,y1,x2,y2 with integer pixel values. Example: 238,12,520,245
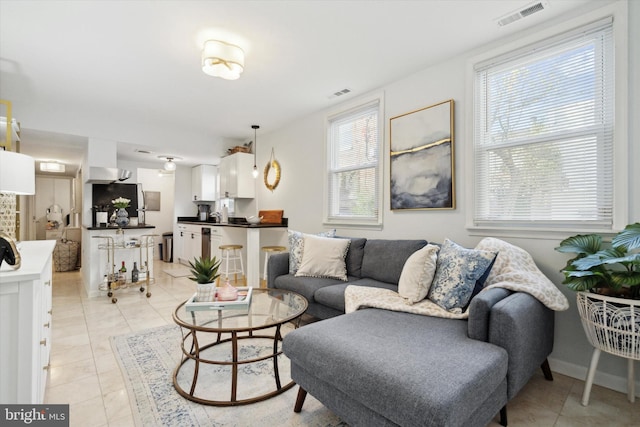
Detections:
202,40,244,80
40,162,65,173
0,150,35,194
164,159,176,171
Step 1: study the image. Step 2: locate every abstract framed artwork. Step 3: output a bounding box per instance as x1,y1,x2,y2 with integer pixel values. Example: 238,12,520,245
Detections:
390,99,455,210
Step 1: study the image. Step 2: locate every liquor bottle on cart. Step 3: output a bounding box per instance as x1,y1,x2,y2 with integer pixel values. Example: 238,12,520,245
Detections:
119,261,127,284
132,262,139,283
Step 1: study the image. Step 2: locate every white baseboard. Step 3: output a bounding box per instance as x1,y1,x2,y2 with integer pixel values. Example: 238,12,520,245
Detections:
548,357,639,398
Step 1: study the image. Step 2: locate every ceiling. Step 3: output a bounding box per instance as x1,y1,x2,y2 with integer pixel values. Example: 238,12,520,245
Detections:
0,0,608,174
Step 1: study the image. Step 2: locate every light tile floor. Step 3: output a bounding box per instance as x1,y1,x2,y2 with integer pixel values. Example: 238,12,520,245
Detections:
45,262,638,426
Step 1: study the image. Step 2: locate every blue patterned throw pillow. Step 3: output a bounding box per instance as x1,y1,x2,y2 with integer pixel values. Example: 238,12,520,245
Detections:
428,239,497,313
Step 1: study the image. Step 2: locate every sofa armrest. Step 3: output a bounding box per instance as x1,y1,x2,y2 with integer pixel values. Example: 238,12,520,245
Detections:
489,292,554,399
267,252,289,289
468,288,513,341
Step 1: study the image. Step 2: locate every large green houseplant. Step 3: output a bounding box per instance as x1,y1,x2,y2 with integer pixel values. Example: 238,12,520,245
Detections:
555,222,640,299
188,256,221,302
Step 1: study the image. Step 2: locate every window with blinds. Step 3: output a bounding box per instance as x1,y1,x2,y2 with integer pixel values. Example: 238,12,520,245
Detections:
473,18,614,229
326,100,382,225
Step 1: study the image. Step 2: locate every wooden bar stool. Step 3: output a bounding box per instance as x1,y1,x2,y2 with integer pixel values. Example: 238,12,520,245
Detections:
261,245,287,288
219,244,245,285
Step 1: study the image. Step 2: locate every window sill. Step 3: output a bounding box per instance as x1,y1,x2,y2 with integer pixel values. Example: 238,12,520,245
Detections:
323,220,383,231
466,225,619,241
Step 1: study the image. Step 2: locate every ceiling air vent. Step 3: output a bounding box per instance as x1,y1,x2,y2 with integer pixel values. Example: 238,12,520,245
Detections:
328,88,352,99
496,1,549,27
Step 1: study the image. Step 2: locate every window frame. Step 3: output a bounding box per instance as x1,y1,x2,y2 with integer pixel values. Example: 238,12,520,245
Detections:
465,3,628,238
323,93,384,229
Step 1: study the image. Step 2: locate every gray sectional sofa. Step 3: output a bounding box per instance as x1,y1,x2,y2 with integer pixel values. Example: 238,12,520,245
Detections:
268,237,555,427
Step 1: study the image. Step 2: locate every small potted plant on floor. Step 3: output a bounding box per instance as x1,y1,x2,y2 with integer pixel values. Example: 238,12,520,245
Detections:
188,256,221,302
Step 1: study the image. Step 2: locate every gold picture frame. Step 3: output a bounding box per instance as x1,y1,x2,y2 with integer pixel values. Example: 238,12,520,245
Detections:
389,99,455,210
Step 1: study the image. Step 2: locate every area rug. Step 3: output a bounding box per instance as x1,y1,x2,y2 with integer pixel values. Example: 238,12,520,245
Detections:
162,267,192,278
111,324,346,426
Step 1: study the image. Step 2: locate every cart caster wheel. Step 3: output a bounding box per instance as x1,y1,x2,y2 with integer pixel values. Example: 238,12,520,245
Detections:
139,287,145,292
108,292,113,297
111,297,118,304
146,292,151,298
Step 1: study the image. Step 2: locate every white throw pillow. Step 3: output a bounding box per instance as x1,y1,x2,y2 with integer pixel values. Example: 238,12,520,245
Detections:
288,229,336,274
398,244,440,304
295,235,351,281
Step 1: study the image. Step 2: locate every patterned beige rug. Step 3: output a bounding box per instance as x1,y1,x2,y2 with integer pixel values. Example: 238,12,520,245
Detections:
111,324,346,426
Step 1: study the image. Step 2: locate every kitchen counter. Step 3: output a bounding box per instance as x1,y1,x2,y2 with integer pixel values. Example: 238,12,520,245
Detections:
177,216,288,228
176,217,288,287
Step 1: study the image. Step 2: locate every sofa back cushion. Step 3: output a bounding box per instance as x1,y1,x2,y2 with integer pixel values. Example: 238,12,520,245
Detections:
361,239,428,284
340,237,367,278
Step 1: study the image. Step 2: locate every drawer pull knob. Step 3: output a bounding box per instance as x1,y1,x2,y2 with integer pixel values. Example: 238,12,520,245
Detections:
43,364,50,371
40,338,47,346
45,280,51,286
43,322,50,328
48,310,53,315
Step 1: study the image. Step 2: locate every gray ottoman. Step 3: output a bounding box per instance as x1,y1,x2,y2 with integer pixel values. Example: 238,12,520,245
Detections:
284,308,509,427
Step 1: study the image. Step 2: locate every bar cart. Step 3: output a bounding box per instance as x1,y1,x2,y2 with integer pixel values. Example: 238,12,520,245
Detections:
92,233,158,303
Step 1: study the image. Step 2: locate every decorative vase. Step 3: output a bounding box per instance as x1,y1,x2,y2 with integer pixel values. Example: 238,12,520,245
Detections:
217,278,238,301
196,283,215,302
115,208,130,228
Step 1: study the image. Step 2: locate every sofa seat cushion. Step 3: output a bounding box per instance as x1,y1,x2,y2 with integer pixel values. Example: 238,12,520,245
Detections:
273,274,349,302
314,279,397,312
284,309,508,427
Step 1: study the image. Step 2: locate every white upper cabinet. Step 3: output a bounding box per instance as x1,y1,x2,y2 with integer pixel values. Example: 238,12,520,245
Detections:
191,165,217,202
218,152,255,199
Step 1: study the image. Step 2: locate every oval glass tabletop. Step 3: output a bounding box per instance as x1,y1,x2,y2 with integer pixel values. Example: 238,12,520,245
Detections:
173,288,308,333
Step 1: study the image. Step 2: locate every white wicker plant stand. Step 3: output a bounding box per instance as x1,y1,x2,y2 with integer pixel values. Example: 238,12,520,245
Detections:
577,292,640,406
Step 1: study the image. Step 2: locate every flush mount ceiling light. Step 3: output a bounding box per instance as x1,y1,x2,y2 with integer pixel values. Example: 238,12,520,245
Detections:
202,40,244,80
158,155,181,172
40,161,65,173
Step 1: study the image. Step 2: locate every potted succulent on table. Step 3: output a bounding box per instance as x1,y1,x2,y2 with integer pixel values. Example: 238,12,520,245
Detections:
188,256,221,302
555,222,640,405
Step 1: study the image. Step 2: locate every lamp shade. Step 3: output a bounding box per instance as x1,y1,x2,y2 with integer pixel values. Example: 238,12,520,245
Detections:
202,40,244,80
0,150,35,194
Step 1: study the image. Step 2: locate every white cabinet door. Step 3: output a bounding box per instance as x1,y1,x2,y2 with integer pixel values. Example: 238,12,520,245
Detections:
181,225,202,264
191,165,217,202
218,153,255,198
235,153,255,198
175,225,187,265
218,155,234,198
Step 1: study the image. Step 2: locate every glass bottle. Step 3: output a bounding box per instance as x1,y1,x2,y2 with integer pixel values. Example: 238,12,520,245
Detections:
132,262,139,283
119,261,127,284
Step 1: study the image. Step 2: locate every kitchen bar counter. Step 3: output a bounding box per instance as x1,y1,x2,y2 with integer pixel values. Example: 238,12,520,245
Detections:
176,217,287,287
176,216,287,228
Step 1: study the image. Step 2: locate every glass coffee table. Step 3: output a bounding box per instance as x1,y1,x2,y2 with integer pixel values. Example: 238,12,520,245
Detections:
172,288,307,406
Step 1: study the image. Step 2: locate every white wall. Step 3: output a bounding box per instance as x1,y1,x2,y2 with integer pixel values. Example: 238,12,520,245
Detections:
249,1,640,395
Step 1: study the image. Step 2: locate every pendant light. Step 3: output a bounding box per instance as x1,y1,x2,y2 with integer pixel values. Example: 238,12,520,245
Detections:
252,125,259,178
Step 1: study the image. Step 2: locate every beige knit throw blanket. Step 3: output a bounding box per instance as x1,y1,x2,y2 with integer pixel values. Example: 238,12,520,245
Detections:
345,237,569,320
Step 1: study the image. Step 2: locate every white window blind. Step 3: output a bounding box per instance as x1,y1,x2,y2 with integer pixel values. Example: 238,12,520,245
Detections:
473,18,614,229
327,100,380,224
